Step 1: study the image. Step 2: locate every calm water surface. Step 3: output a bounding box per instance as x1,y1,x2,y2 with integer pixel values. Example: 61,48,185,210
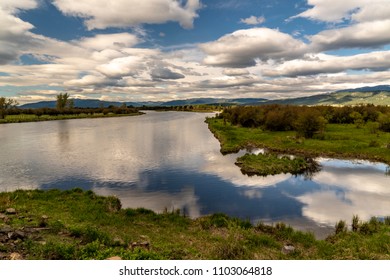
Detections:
1,111,389,237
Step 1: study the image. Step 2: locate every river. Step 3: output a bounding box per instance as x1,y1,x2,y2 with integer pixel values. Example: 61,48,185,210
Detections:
1,111,389,238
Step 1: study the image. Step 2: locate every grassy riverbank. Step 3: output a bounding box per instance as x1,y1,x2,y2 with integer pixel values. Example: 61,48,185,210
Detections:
0,112,143,124
206,117,390,165
1,189,389,260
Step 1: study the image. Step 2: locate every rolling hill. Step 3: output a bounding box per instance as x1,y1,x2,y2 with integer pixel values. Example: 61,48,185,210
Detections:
18,85,390,108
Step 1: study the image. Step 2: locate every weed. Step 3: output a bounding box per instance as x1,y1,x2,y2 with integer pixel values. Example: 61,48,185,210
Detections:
40,241,77,260
352,215,360,232
49,220,66,234
368,140,380,147
105,196,122,213
212,235,251,260
125,208,156,218
335,220,347,235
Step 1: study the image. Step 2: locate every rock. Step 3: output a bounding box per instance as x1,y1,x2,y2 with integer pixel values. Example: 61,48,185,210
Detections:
131,241,150,250
282,245,295,254
14,230,26,240
5,208,16,215
139,241,150,249
0,225,13,233
0,235,8,242
106,256,122,260
0,214,10,223
9,253,23,260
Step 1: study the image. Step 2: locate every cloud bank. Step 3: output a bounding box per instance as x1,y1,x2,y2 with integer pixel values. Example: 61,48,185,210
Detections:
1,0,390,104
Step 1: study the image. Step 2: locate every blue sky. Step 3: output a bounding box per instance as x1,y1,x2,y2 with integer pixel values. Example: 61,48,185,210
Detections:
1,0,390,104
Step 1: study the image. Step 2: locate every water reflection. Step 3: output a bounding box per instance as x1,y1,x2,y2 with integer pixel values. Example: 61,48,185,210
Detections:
0,111,389,237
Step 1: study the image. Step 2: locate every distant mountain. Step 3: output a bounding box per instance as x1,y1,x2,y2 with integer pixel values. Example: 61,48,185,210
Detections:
336,85,390,93
19,97,268,109
262,85,390,106
161,97,267,106
19,99,125,109
18,85,390,109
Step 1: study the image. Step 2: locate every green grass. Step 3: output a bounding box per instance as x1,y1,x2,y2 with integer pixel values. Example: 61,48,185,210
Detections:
0,112,143,124
206,117,390,164
236,153,318,176
1,189,389,260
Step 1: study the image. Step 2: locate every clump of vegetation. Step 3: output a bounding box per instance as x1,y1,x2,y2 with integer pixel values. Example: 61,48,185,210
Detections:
1,189,389,260
294,109,327,139
235,153,320,177
335,220,347,235
0,97,18,119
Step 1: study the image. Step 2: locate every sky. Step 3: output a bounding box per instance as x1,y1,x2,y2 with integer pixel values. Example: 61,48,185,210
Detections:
1,0,390,104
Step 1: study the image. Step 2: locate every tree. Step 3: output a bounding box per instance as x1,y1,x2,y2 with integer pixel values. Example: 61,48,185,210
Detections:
56,92,71,110
349,111,364,128
378,113,390,132
0,97,18,119
294,109,327,138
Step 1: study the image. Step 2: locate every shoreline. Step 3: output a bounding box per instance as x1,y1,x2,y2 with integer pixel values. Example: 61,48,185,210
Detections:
0,112,144,124
1,189,389,260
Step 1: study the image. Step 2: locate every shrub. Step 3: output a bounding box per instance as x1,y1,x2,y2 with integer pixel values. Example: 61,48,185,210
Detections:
367,121,380,134
368,140,380,147
352,215,360,232
378,113,390,132
335,220,347,234
294,109,327,139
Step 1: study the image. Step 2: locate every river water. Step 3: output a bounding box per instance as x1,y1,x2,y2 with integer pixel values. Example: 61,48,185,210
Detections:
1,111,389,238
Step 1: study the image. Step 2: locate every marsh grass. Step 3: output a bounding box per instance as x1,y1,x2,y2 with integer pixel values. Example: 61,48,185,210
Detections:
0,189,389,260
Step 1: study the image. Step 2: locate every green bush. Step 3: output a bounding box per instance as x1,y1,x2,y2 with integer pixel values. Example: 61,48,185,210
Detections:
294,109,327,138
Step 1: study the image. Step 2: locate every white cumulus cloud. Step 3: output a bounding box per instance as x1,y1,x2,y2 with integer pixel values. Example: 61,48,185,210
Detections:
240,15,265,25
263,51,390,77
310,20,390,51
53,0,202,30
294,0,367,22
0,1,38,64
200,28,307,68
0,0,38,13
77,33,139,51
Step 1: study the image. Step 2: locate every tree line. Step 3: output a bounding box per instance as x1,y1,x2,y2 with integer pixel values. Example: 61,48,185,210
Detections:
0,93,139,119
217,104,390,138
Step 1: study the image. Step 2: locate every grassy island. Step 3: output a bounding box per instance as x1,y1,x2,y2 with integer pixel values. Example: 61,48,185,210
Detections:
0,189,389,260
235,153,320,177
